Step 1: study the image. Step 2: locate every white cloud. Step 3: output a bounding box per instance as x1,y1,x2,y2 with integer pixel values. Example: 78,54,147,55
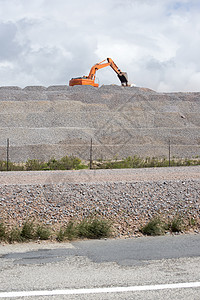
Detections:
0,0,199,91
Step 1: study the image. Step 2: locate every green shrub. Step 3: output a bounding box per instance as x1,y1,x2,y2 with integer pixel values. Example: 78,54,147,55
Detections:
25,159,44,171
168,216,183,233
56,219,112,241
60,156,81,170
36,225,51,240
64,221,77,240
188,217,197,227
96,155,200,169
20,221,35,240
24,156,86,171
56,228,65,242
140,218,165,236
0,222,6,241
46,158,59,170
56,223,77,242
0,161,6,171
0,161,24,171
77,218,112,239
8,228,22,243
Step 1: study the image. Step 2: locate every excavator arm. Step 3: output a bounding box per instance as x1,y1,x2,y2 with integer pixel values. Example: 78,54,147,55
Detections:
107,58,129,86
69,58,129,87
88,59,110,80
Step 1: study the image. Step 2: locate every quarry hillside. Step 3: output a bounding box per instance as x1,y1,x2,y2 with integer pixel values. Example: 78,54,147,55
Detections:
0,85,200,162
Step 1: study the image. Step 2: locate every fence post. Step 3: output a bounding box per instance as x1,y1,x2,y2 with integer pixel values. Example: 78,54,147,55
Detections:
7,138,9,171
168,139,171,167
89,138,93,169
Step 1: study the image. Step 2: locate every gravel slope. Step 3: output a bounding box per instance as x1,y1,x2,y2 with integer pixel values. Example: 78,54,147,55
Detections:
0,85,200,162
0,167,199,237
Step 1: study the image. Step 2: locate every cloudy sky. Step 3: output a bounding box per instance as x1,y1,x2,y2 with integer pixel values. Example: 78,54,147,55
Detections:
0,0,200,92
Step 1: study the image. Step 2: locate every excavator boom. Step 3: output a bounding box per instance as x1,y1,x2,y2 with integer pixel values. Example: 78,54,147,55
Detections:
69,58,129,87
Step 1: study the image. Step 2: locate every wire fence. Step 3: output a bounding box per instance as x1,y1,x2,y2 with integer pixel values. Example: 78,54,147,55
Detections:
1,136,200,171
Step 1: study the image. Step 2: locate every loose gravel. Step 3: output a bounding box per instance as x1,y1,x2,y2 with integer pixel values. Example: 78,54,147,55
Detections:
0,167,199,237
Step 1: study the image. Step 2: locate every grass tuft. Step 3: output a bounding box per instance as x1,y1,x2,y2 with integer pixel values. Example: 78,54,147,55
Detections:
36,225,51,240
8,228,22,243
56,228,65,242
188,217,197,227
56,218,112,241
77,218,111,239
168,216,183,233
140,218,165,236
64,221,77,240
0,222,7,241
20,221,35,240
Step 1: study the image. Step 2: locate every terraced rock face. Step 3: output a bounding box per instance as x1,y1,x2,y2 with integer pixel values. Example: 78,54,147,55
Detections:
0,85,200,162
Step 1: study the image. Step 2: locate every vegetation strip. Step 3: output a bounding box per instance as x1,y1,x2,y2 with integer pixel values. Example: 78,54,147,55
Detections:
0,219,112,243
1,155,200,171
0,215,199,244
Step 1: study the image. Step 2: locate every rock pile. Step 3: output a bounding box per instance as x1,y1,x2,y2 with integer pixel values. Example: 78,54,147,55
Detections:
1,179,199,236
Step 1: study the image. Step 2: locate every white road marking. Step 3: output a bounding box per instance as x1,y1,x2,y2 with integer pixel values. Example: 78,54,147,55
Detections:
0,282,200,298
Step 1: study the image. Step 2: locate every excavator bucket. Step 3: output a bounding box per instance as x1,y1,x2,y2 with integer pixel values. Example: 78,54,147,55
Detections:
117,72,129,86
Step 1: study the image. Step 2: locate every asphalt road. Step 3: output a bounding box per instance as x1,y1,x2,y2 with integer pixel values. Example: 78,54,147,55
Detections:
0,234,200,299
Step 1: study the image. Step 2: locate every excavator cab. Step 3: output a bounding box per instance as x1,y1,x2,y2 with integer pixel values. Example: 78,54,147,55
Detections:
69,58,129,87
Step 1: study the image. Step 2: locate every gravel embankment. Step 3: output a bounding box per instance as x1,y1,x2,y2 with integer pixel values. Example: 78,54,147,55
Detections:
1,85,200,162
0,166,200,236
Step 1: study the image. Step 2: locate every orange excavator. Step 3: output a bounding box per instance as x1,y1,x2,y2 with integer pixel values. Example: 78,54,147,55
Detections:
69,58,129,87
